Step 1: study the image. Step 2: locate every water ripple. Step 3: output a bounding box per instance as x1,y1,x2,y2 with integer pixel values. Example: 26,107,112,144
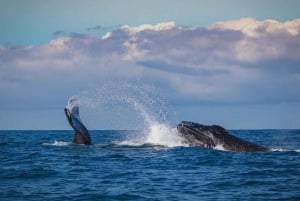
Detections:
0,130,299,200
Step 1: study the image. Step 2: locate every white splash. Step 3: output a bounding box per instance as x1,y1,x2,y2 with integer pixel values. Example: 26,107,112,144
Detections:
144,122,187,147
213,144,227,151
124,95,187,148
116,122,187,148
77,81,187,148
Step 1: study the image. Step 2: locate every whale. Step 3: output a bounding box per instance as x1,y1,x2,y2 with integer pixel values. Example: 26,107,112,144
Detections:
64,97,91,145
177,121,269,152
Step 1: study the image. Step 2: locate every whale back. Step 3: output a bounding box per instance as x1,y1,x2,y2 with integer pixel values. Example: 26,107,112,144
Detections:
178,121,268,152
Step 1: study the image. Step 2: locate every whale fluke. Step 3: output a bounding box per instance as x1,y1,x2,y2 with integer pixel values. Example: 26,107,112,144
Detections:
64,97,91,145
177,121,268,152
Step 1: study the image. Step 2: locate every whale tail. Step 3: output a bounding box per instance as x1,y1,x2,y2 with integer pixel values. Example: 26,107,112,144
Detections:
64,97,91,145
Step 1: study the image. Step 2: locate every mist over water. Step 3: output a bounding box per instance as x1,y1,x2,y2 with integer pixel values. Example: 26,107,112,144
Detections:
77,81,186,147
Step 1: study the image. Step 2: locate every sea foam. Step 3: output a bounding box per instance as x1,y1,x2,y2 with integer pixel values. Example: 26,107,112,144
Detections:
42,140,70,146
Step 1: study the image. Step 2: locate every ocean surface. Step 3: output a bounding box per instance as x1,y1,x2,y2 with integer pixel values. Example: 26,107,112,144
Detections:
1,128,300,201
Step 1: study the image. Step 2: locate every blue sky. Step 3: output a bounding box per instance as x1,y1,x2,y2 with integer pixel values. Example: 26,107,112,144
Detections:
2,0,300,45
1,0,300,129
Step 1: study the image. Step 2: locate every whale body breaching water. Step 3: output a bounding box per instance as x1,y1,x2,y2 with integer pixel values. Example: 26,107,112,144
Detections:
177,121,269,152
64,81,269,151
63,96,269,151
64,97,91,145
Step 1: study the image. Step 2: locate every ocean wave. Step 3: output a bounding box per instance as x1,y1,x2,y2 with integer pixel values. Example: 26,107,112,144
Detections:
2,129,300,201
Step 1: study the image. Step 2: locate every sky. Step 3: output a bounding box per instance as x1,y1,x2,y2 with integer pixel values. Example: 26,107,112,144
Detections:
1,0,300,129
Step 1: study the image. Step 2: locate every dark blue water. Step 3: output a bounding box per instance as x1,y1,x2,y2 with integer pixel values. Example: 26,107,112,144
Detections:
1,130,300,200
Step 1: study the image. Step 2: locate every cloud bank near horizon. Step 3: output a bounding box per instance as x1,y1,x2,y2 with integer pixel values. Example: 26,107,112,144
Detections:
1,18,300,128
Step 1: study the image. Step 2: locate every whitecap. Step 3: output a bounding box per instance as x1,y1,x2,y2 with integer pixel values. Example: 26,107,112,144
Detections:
270,148,288,152
115,140,144,147
270,148,300,152
42,140,70,146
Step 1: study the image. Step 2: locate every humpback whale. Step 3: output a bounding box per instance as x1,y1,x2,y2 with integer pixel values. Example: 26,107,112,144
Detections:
64,97,91,145
177,121,269,152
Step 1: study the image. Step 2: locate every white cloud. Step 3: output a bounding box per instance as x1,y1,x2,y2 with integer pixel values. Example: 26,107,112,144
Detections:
120,21,176,35
205,18,300,62
208,17,300,37
1,18,300,111
101,32,112,40
123,40,147,60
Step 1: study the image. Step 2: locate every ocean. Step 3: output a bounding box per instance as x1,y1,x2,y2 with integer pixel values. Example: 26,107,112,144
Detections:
1,128,300,201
